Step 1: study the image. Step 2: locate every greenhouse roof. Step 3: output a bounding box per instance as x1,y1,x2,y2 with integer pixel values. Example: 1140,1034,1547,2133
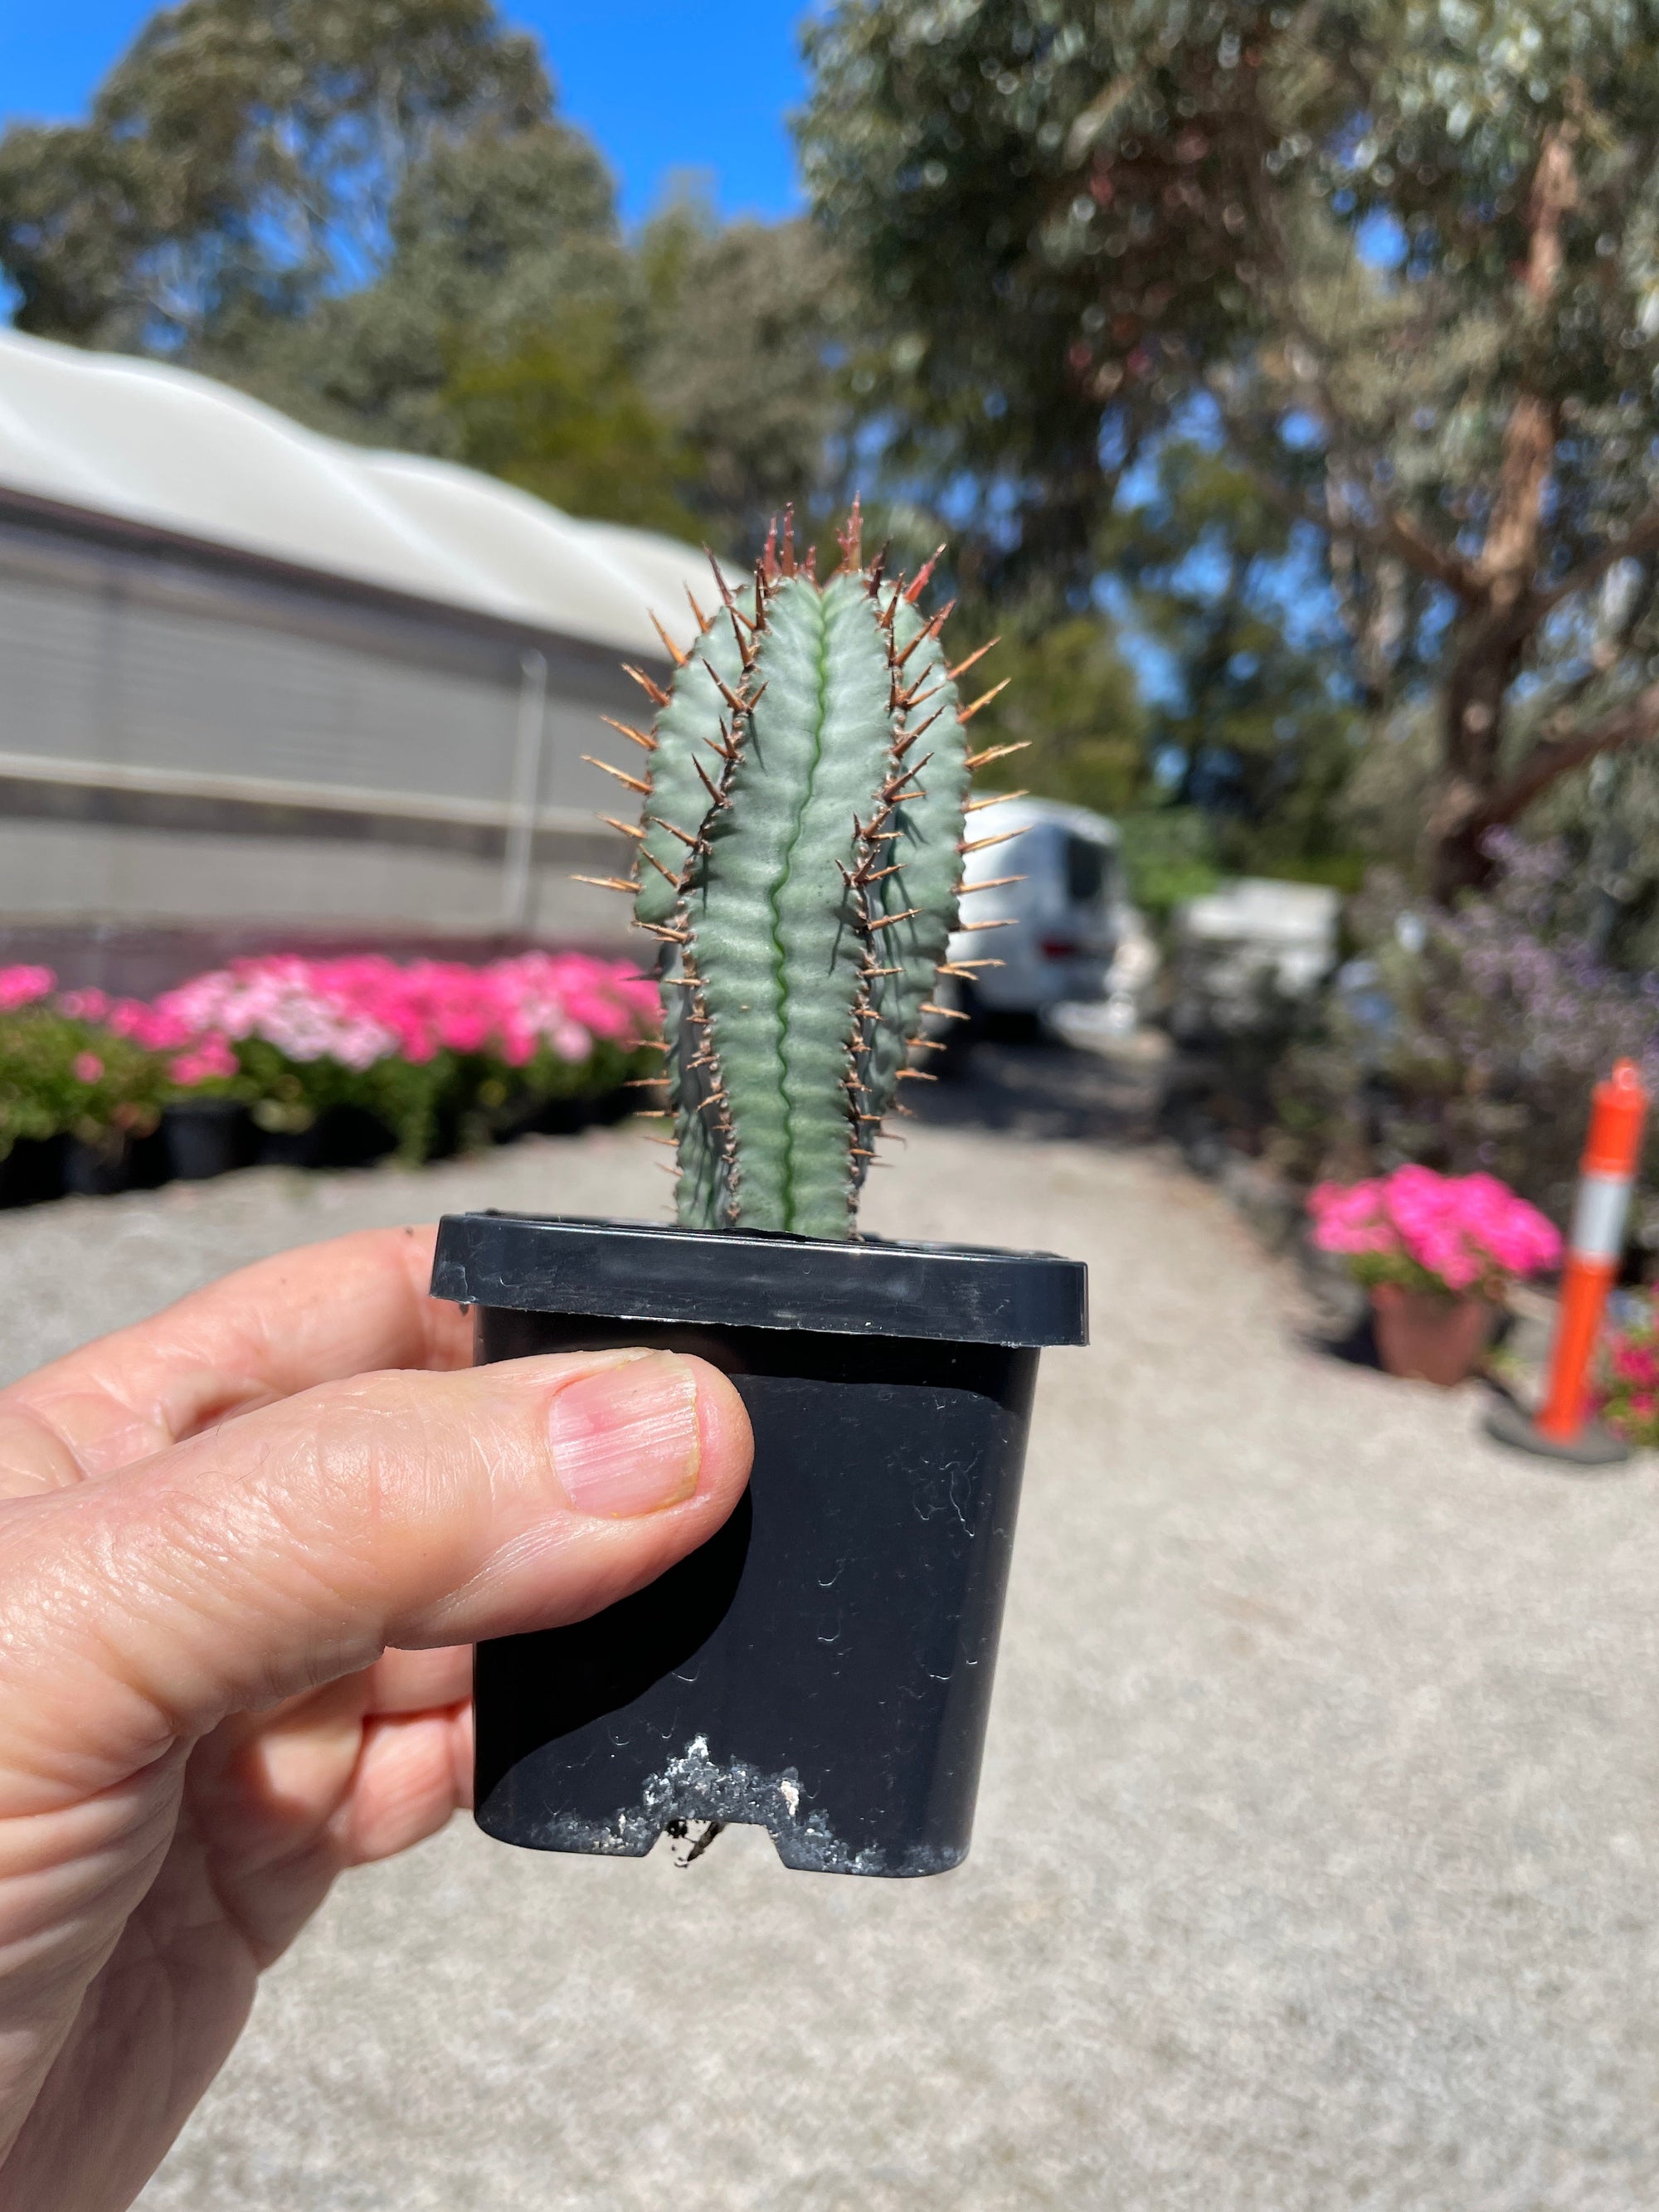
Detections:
0,327,719,659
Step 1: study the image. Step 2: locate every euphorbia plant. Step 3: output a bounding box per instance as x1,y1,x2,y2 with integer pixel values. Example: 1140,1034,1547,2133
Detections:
583,504,1017,1238
1308,1165,1562,1301
436,506,1087,1880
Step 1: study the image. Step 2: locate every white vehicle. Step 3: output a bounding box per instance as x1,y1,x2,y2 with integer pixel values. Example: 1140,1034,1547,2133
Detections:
944,797,1124,1021
1170,878,1341,1038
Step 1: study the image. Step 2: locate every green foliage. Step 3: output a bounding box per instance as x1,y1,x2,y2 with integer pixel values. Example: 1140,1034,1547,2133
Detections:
441,310,703,539
0,1013,164,1158
236,1033,647,1163
622,520,971,1238
951,610,1146,818
1115,809,1222,921
638,192,858,554
0,0,549,350
1104,441,1361,868
0,8,852,552
799,2,1659,894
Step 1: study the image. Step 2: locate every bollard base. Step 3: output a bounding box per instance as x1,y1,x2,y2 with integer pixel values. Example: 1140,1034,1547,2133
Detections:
1484,1394,1632,1468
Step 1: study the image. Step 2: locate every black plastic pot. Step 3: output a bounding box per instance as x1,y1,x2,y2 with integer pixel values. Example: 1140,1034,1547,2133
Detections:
163,1101,256,1182
431,1213,1087,1878
63,1130,133,1198
257,1106,397,1171
0,1136,66,1210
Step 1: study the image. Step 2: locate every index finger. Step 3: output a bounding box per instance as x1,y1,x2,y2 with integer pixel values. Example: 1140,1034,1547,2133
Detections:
0,1226,470,1495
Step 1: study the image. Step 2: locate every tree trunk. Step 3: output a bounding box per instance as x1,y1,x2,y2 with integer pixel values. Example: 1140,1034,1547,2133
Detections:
1423,131,1575,904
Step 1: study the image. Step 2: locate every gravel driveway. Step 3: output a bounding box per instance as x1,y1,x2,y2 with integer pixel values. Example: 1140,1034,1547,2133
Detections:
3,1116,1655,2210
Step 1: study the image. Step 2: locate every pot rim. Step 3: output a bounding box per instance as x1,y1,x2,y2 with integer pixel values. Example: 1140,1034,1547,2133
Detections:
432,1210,1088,1349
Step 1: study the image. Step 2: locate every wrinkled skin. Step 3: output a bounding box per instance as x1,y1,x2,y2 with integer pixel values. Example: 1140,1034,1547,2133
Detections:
0,1226,752,2212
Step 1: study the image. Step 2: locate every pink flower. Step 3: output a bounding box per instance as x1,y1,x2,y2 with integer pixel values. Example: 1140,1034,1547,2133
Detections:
72,1053,105,1084
0,965,55,1012
1613,1342,1659,1387
1308,1166,1561,1294
169,1037,239,1087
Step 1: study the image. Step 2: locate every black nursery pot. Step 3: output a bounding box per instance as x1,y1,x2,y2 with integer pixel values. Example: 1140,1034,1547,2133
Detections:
431,1213,1087,1879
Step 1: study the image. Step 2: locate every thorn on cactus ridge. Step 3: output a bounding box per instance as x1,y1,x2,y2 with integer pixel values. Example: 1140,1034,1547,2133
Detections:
942,958,1005,975
965,740,1030,772
959,917,1017,934
649,610,690,668
920,1001,971,1021
892,606,951,672
653,816,703,849
964,788,1028,813
838,495,864,572
894,710,945,757
946,638,1000,683
905,546,947,603
865,907,922,933
780,504,798,576
897,677,942,714
640,848,681,887
601,814,646,840
958,679,1012,726
572,873,640,894
701,659,749,716
685,588,713,634
705,551,756,632
623,664,673,709
583,756,651,795
896,1067,938,1082
961,873,1027,893
693,756,723,807
959,827,1026,854
600,716,658,752
640,922,690,942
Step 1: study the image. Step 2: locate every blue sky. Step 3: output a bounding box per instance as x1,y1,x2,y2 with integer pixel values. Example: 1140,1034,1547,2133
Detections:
0,2,810,227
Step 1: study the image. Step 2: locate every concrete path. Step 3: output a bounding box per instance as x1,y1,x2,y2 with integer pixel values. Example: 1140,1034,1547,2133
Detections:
2,1114,1655,2210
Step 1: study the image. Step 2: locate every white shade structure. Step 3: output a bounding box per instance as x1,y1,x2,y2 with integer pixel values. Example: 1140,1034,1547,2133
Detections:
0,328,718,977
0,327,716,659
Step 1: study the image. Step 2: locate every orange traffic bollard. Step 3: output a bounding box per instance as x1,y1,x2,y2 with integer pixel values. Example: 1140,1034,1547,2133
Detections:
1487,1059,1649,1466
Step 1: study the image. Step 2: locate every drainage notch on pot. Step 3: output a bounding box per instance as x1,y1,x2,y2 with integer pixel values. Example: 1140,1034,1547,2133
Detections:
433,1212,1087,1879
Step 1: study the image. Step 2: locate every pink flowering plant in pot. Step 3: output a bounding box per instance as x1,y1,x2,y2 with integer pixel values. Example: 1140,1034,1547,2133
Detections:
0,954,660,1184
1307,1165,1563,1387
1595,1299,1659,1448
0,971,168,1170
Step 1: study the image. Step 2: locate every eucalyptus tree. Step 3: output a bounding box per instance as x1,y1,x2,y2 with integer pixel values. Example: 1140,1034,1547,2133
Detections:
802,1,1659,895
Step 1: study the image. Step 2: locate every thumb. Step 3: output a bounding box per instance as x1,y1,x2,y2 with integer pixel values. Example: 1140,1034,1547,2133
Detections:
0,1349,752,1808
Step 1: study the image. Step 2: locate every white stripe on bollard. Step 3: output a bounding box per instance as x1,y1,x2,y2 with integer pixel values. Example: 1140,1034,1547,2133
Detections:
1569,1169,1634,1262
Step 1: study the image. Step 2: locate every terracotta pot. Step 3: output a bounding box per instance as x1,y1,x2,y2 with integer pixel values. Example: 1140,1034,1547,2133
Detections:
1370,1283,1496,1388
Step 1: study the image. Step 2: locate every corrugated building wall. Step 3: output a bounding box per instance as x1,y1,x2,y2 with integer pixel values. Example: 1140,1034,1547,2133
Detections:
0,332,713,990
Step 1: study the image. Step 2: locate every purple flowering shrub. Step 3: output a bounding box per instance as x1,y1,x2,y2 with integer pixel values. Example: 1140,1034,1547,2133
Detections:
1272,835,1659,1230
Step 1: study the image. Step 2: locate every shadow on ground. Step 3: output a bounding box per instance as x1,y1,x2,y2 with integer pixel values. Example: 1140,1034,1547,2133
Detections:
908,1031,1168,1145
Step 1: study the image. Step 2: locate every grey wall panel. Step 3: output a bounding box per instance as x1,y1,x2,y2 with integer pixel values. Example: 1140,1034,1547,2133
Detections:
0,570,111,755
0,819,630,940
0,512,658,935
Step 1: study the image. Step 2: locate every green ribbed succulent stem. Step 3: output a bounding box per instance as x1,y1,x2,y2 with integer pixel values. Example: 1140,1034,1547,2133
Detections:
616,518,984,1239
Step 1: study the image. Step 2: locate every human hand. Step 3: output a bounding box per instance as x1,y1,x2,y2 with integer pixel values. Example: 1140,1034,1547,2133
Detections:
0,1226,752,2212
